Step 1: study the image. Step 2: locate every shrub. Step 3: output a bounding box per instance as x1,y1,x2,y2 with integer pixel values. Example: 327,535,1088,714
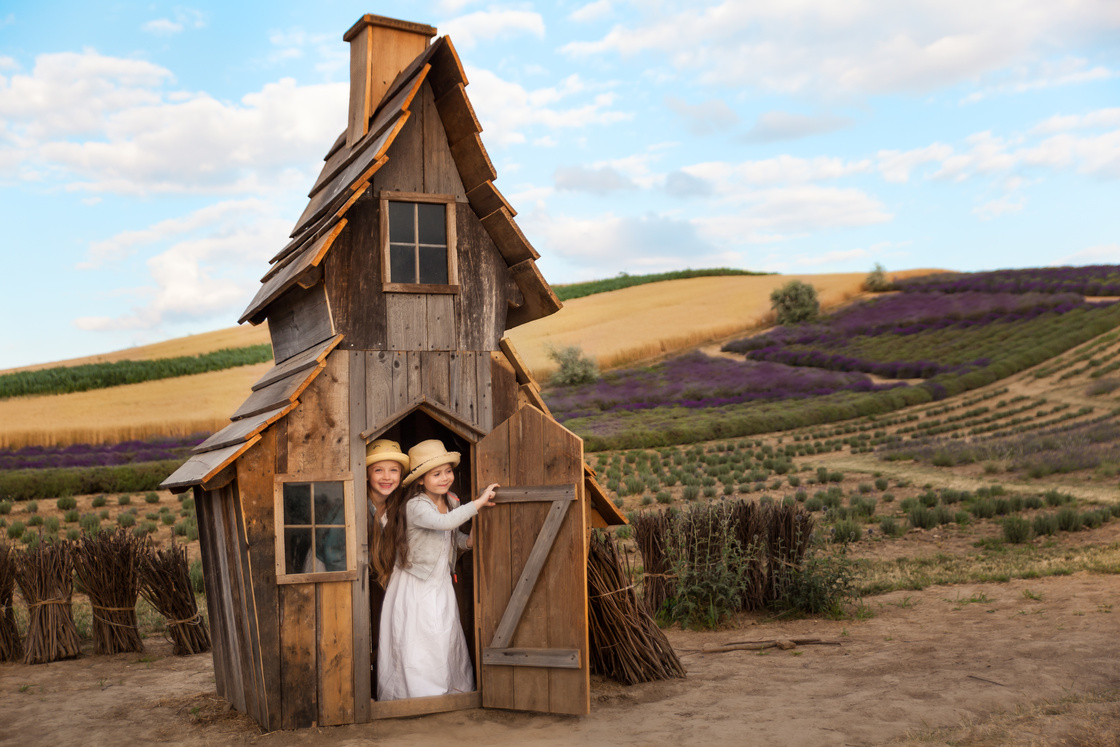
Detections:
658,507,749,629
772,547,859,616
44,516,60,533
1032,513,1059,536
1045,489,1073,507
862,262,892,292
92,495,107,508
56,496,77,511
144,492,160,504
874,477,889,491
117,513,136,528
805,497,824,512
881,492,895,503
1082,510,1104,529
908,506,937,530
1056,506,1083,532
955,511,972,526
63,509,80,523
832,520,862,544
655,491,672,504
25,501,38,513
189,559,205,594
7,521,25,539
547,345,599,387
118,494,131,506
787,475,801,488
1002,516,1032,544
79,513,101,534
879,516,900,537
971,500,996,519
28,514,43,527
770,279,820,325
0,500,10,515
66,528,81,541
682,485,700,501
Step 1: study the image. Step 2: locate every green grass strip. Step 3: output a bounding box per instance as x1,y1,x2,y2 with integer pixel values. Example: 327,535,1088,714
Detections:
0,344,273,399
553,268,771,302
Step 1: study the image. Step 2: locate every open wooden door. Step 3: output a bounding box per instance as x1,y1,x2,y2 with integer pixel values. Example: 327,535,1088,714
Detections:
474,405,589,715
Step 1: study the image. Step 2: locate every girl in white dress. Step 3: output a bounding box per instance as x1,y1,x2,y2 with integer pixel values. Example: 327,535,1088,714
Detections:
377,439,498,701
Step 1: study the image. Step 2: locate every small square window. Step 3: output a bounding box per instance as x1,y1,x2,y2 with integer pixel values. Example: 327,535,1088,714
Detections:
275,477,356,583
381,192,458,293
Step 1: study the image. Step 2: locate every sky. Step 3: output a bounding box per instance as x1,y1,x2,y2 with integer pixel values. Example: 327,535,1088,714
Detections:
1,1,1118,369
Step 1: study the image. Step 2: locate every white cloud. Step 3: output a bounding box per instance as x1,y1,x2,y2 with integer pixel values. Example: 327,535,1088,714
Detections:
0,50,348,195
743,111,853,142
442,10,545,49
570,0,614,23
142,8,205,36
75,199,291,331
665,96,739,135
1053,243,1120,265
687,155,872,189
877,143,955,183
463,66,629,145
554,165,634,193
973,195,1025,220
1032,107,1120,135
143,19,183,35
961,57,1115,104
796,248,869,266
561,1,1120,98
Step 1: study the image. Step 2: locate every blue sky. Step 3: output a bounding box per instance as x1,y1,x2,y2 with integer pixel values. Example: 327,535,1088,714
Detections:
1,1,1118,369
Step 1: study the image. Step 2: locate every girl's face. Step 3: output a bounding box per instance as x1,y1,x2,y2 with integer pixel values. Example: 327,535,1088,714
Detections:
367,460,402,498
420,463,455,496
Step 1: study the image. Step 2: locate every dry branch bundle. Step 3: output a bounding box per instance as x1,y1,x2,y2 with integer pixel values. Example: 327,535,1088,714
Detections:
0,543,23,662
139,541,210,656
588,530,685,685
72,529,145,655
14,539,81,664
632,510,672,616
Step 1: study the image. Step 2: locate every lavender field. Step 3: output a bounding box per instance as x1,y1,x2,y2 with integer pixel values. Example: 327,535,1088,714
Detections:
0,435,204,471
548,264,1120,451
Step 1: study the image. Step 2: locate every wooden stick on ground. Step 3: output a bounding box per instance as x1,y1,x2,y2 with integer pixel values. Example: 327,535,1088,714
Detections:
0,543,23,662
702,637,842,654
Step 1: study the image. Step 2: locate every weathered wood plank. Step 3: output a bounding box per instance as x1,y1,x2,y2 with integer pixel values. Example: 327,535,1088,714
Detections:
585,466,628,527
226,486,265,725
162,438,261,492
405,350,422,404
506,258,562,329
480,208,538,264
386,293,428,350
464,181,514,221
449,351,479,427
208,486,249,715
267,282,335,364
370,106,423,194
369,690,480,719
420,351,450,407
426,35,468,99
323,194,387,351
317,581,355,726
194,489,229,699
389,351,409,413
448,133,497,194
231,364,323,421
366,350,394,430
476,353,493,433
252,335,341,392
237,429,283,731
498,337,536,386
193,404,293,454
489,352,517,429
433,82,481,149
456,203,508,352
285,352,349,476
240,220,347,324
420,82,467,199
482,648,580,669
426,293,457,351
475,416,513,709
541,417,589,715
279,584,317,729
494,485,576,503
349,352,372,723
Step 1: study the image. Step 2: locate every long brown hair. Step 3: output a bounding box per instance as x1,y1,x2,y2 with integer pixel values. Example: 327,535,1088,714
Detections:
372,480,427,584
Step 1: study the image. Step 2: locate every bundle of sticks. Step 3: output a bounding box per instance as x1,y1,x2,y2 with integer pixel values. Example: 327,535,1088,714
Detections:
0,543,23,662
14,539,81,664
587,530,685,685
72,529,144,655
631,510,672,616
139,541,210,656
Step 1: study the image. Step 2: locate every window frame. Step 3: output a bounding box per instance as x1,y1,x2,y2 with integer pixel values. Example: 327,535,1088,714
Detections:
273,473,358,585
379,191,459,294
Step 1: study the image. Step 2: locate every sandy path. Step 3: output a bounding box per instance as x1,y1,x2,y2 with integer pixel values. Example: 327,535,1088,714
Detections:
2,573,1117,746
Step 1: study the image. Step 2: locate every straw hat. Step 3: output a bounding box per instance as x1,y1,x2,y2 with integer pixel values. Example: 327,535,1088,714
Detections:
365,439,409,468
401,439,460,488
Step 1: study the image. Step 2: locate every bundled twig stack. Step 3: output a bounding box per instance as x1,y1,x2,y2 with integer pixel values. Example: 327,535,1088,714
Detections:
0,544,23,662
139,541,210,656
728,500,768,610
72,529,144,654
631,510,672,616
14,540,81,664
587,530,685,684
764,503,814,602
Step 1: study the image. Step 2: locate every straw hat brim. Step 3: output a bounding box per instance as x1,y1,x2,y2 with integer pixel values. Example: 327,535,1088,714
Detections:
366,453,409,468
401,452,460,488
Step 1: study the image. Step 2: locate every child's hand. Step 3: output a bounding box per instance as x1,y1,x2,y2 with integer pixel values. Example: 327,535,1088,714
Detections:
473,483,499,510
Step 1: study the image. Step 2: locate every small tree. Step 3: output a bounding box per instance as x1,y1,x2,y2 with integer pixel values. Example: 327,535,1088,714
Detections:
862,262,892,292
547,345,598,387
770,280,819,325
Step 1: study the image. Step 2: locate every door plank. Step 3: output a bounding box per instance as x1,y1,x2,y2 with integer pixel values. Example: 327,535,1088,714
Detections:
481,648,580,669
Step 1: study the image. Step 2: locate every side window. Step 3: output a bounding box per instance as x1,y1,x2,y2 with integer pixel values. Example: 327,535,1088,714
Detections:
275,478,356,583
380,192,458,293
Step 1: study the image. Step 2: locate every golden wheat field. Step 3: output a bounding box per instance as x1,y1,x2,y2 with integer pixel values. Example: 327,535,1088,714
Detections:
0,271,939,448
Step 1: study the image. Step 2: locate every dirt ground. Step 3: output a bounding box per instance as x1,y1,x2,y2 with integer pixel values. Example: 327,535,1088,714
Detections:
2,572,1118,747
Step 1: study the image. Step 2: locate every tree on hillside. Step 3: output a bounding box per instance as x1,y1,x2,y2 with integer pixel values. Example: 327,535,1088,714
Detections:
862,263,892,292
770,280,820,325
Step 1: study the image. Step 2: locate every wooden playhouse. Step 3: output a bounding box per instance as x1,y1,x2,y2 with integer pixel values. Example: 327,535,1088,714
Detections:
161,13,624,730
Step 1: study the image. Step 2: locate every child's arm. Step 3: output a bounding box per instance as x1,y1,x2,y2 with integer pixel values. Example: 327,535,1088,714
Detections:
407,497,478,532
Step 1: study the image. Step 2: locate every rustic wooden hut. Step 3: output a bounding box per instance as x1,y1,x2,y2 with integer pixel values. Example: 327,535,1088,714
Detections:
161,13,625,730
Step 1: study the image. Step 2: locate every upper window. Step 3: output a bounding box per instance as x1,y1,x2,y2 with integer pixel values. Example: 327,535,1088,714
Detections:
380,192,458,293
274,476,356,584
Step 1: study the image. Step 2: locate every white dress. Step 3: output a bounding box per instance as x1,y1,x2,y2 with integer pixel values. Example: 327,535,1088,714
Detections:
377,528,474,700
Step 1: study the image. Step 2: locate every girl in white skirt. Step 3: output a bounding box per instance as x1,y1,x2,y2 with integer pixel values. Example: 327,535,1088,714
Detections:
377,439,498,701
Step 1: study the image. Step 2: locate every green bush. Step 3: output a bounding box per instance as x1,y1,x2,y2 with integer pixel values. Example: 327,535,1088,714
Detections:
117,513,136,528
79,513,101,534
28,514,43,527
770,279,820,325
0,500,11,515
832,519,862,544
874,477,889,491
548,345,599,387
92,494,107,508
878,516,900,537
0,463,181,502
66,528,81,542
44,516,60,533
144,492,160,504
56,496,77,511
1032,513,1059,536
63,509,80,523
772,547,858,616
908,506,937,530
1056,506,1083,532
7,521,25,539
862,262,892,292
658,508,749,629
118,494,131,506
1002,516,1032,544
25,501,38,513
189,559,206,595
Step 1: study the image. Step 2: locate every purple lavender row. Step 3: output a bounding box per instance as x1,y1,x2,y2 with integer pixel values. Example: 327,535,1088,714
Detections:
545,353,904,420
895,264,1120,295
0,433,208,471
